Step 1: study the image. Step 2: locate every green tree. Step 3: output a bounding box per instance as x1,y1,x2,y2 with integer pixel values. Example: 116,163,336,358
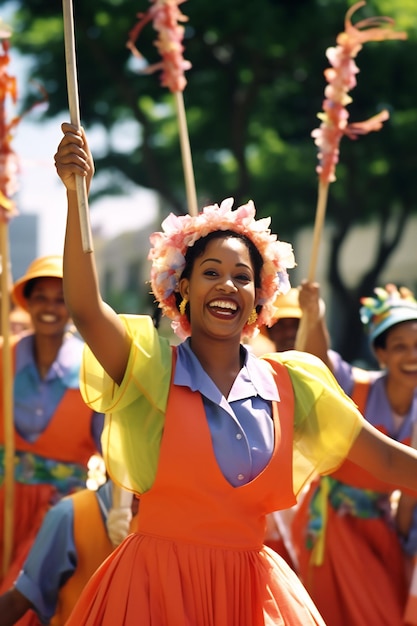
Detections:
5,0,417,362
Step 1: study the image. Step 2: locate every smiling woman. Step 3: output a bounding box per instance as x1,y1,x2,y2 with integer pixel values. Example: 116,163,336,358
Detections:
293,281,417,626
54,121,417,626
13,256,69,351
178,234,260,396
0,254,104,592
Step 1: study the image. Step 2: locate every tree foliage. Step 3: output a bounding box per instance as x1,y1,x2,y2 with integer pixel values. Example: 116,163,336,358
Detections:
5,0,417,362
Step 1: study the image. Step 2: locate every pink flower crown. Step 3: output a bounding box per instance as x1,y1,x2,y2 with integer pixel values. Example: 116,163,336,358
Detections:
148,198,296,339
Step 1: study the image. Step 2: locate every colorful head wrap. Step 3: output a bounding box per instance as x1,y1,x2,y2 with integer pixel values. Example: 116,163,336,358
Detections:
148,198,296,339
360,285,417,345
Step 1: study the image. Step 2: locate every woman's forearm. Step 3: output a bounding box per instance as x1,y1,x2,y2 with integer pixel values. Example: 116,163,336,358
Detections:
63,189,101,328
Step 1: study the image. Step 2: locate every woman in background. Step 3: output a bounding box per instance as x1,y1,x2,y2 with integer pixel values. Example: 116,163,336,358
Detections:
293,280,417,626
0,255,103,589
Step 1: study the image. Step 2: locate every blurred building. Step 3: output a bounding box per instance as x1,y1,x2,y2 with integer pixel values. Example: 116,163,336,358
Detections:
90,191,162,319
93,223,155,317
9,213,39,282
293,215,417,296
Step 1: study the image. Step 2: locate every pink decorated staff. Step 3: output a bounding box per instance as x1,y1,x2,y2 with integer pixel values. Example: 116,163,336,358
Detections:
62,0,94,252
0,25,19,576
128,0,191,93
128,0,197,216
0,34,20,223
308,1,406,280
0,24,46,575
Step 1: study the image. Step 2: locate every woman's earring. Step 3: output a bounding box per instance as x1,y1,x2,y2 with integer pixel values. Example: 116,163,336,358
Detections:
247,308,258,325
179,298,188,316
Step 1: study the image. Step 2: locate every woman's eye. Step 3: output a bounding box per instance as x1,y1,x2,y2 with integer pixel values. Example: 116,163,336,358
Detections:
31,294,45,303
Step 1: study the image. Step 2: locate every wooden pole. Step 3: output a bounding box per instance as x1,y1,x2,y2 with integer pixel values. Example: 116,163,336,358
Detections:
295,180,329,352
62,0,94,253
307,180,329,282
112,484,133,510
174,91,198,217
1,222,14,576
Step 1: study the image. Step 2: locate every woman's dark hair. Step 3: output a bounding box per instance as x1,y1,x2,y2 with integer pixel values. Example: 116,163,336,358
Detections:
174,230,264,315
373,320,412,351
23,278,39,301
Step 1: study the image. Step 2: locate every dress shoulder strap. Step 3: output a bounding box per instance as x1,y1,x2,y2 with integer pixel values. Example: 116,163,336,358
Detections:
351,367,371,413
259,354,295,417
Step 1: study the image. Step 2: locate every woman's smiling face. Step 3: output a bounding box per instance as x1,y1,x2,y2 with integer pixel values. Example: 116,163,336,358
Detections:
179,235,258,341
375,320,417,390
26,277,70,336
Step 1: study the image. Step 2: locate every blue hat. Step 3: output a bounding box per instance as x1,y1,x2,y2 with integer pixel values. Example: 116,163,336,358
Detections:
360,286,417,345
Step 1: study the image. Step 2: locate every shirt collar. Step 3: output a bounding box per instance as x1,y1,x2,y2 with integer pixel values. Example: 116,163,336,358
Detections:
15,331,83,388
175,339,279,402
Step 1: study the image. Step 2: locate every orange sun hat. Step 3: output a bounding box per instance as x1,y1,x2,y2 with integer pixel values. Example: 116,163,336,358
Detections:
259,288,301,337
11,255,63,312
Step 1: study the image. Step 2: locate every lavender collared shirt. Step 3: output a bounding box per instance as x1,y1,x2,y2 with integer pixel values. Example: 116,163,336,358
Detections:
13,331,103,451
175,339,279,487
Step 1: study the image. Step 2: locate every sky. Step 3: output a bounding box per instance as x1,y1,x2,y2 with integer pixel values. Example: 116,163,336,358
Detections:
2,2,158,258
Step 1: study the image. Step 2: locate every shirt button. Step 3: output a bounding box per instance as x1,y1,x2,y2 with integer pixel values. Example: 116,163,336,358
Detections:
236,433,242,440
35,408,43,416
237,474,245,481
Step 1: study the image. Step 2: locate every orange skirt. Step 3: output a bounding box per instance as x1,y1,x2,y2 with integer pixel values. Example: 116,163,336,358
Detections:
293,498,407,626
66,531,325,626
0,483,55,589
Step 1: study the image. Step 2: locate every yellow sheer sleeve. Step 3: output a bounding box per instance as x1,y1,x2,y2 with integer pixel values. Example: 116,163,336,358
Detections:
264,351,365,497
80,315,172,494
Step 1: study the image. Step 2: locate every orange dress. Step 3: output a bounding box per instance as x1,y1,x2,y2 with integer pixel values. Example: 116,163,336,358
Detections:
292,376,408,626
0,337,98,588
10,486,139,626
66,357,325,626
67,318,364,626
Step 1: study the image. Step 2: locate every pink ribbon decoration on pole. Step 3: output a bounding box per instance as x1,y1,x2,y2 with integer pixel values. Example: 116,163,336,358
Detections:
128,0,198,216
0,25,18,576
308,1,407,281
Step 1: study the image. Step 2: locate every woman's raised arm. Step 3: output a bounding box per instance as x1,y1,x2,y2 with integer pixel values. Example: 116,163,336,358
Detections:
55,123,131,385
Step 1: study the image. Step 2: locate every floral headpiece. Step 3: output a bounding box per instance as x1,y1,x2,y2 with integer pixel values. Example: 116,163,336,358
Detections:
360,284,417,345
148,198,295,339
